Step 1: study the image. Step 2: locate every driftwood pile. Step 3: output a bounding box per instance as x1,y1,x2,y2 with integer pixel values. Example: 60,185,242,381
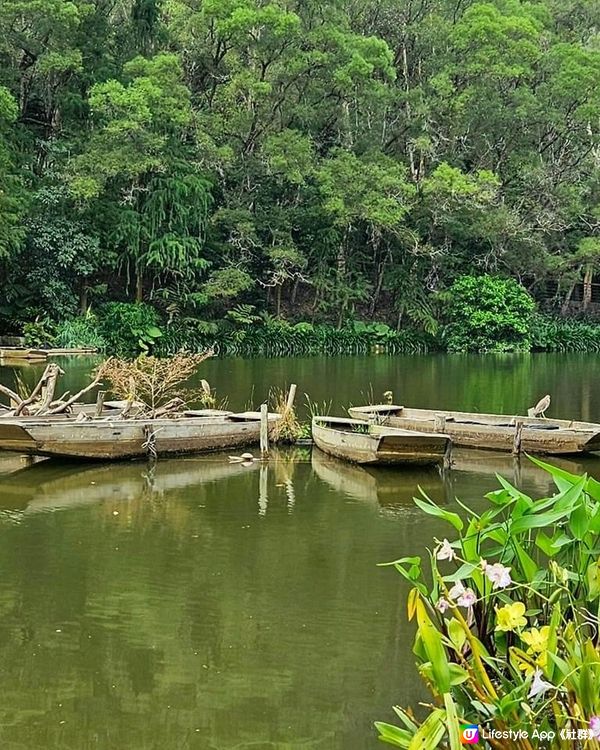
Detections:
0,350,215,420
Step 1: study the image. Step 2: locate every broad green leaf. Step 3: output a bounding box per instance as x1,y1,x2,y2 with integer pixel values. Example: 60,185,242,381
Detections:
407,709,446,750
569,500,589,540
586,562,600,600
512,538,538,580
416,598,451,693
443,693,462,750
447,617,467,651
374,721,411,748
527,455,579,491
510,506,575,534
413,497,463,531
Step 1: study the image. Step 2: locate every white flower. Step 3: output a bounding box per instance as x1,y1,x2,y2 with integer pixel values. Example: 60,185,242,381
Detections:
436,597,450,613
528,669,553,699
457,588,477,608
590,716,600,739
436,539,456,561
448,581,465,601
485,563,512,590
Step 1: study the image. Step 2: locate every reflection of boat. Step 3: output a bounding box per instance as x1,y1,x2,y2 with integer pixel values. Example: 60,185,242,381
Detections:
311,447,600,514
349,404,600,455
0,411,279,460
0,452,42,476
310,449,440,506
451,449,588,477
0,455,259,513
311,416,450,466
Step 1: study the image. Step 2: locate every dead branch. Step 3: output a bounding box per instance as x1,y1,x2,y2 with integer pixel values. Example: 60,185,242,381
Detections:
46,361,111,414
16,363,64,416
154,397,185,417
35,365,62,414
0,384,23,409
119,376,137,418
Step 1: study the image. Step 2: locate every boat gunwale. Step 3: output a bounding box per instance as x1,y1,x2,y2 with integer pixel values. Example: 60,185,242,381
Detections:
348,404,600,434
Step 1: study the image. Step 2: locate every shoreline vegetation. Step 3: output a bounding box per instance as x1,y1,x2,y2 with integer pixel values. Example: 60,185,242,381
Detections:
19,300,600,358
1,1,600,357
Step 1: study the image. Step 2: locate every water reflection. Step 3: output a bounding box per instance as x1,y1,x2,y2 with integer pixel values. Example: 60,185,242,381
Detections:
0,444,599,748
311,446,597,516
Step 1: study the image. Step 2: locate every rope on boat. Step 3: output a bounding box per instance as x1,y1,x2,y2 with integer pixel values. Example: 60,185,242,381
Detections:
142,426,164,460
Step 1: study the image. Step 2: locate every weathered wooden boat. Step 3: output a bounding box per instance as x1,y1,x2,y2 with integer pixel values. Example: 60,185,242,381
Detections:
0,347,48,361
348,404,600,455
0,411,279,460
311,415,450,466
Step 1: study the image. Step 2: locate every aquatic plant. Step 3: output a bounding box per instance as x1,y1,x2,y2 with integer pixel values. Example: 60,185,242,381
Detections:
376,459,600,749
156,319,435,357
531,315,600,353
269,387,301,444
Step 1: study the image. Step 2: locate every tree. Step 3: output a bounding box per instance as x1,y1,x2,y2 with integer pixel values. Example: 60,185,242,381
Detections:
70,53,212,300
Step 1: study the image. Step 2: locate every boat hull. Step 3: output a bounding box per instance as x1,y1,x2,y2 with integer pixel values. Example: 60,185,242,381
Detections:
311,416,449,466
348,405,600,455
0,415,275,460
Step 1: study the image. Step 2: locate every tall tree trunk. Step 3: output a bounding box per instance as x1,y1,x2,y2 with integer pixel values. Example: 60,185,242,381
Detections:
276,285,282,318
561,281,576,315
583,264,593,310
291,277,300,304
79,286,89,315
136,270,144,303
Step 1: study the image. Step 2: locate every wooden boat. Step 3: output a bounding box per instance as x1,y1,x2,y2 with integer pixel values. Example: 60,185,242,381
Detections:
348,404,600,455
0,411,279,460
0,347,48,361
311,415,450,466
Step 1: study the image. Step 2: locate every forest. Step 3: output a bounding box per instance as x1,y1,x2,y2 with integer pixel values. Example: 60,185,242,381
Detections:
1,0,600,355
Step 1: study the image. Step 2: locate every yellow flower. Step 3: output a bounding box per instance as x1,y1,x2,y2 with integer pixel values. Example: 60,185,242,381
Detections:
515,654,536,677
516,650,547,676
495,602,527,632
521,626,550,655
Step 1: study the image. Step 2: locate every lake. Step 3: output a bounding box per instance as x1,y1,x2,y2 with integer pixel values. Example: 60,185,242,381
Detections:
0,352,599,749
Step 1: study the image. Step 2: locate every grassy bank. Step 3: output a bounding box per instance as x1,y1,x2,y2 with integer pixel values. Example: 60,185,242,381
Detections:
20,306,600,358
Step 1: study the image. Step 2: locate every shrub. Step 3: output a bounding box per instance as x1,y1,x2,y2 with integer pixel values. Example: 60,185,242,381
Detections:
98,302,162,356
376,459,600,749
531,314,600,353
23,318,56,347
440,275,535,353
55,312,107,351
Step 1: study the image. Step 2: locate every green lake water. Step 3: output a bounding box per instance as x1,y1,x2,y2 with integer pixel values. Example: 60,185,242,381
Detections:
0,352,599,749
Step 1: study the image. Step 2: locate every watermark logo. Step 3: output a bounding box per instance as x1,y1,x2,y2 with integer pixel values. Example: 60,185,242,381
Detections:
460,724,479,744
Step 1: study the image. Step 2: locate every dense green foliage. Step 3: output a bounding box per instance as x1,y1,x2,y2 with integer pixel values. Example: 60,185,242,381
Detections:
377,460,600,748
1,0,600,349
441,275,535,352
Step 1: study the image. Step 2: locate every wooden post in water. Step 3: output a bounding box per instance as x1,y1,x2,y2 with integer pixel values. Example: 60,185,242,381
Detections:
434,413,447,432
260,402,269,458
285,383,297,414
443,438,453,470
95,390,106,418
513,419,523,456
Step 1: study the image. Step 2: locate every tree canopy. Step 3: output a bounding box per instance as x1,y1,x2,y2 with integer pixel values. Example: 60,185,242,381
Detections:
1,0,599,336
